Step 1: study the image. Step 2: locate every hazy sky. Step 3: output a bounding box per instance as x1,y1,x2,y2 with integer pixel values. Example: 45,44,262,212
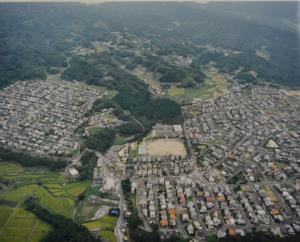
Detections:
0,0,298,2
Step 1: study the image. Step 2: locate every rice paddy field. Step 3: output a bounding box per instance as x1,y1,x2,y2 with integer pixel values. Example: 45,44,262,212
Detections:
82,215,118,242
0,162,90,218
0,206,51,242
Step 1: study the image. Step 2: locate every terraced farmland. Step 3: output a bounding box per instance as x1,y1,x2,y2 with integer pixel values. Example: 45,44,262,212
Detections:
0,162,90,218
82,215,118,242
0,206,51,242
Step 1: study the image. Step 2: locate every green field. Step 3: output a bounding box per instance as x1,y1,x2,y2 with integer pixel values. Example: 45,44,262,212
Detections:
0,162,90,218
64,181,90,197
0,206,14,228
82,215,118,230
0,206,51,242
0,163,24,181
98,231,117,242
83,215,118,242
167,65,228,103
77,205,101,222
113,134,127,146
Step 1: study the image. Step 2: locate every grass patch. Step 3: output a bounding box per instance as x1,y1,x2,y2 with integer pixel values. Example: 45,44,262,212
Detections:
98,230,117,242
261,185,278,202
77,205,101,222
128,193,137,211
83,186,102,198
113,134,126,146
82,215,118,230
206,234,218,242
99,215,118,225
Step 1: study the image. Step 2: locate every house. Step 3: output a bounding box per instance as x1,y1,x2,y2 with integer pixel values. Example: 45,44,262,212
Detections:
228,228,237,237
169,208,176,220
182,213,189,222
217,194,225,202
217,230,226,239
68,167,79,179
186,224,194,235
160,219,168,227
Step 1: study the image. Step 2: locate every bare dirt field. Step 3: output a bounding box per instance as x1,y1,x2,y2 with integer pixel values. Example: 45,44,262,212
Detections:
139,138,187,156
284,90,300,98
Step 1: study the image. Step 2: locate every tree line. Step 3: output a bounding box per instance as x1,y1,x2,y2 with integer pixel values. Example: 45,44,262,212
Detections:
78,150,98,180
23,197,100,242
0,146,68,170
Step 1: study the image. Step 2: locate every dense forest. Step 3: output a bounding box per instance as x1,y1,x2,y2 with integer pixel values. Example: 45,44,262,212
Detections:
0,146,68,170
85,128,116,153
78,150,98,180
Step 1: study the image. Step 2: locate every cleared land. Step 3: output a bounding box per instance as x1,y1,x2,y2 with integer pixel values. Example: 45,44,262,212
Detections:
139,138,187,156
0,206,51,242
132,66,161,90
284,90,300,98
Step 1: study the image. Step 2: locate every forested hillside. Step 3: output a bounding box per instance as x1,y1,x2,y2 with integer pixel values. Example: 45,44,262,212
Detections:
0,1,299,89
199,1,299,32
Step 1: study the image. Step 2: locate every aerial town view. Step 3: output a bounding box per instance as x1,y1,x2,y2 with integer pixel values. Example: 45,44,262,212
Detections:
0,1,299,242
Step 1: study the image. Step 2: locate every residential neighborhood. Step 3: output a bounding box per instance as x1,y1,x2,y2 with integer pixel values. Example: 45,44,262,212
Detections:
0,2,299,242
118,82,300,241
0,80,106,156
0,80,299,242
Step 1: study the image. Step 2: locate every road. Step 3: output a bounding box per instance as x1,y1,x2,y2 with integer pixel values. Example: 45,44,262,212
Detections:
135,186,153,232
132,117,145,132
115,165,126,242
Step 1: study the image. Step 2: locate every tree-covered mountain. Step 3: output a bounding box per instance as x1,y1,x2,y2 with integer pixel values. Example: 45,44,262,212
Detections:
0,1,299,89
